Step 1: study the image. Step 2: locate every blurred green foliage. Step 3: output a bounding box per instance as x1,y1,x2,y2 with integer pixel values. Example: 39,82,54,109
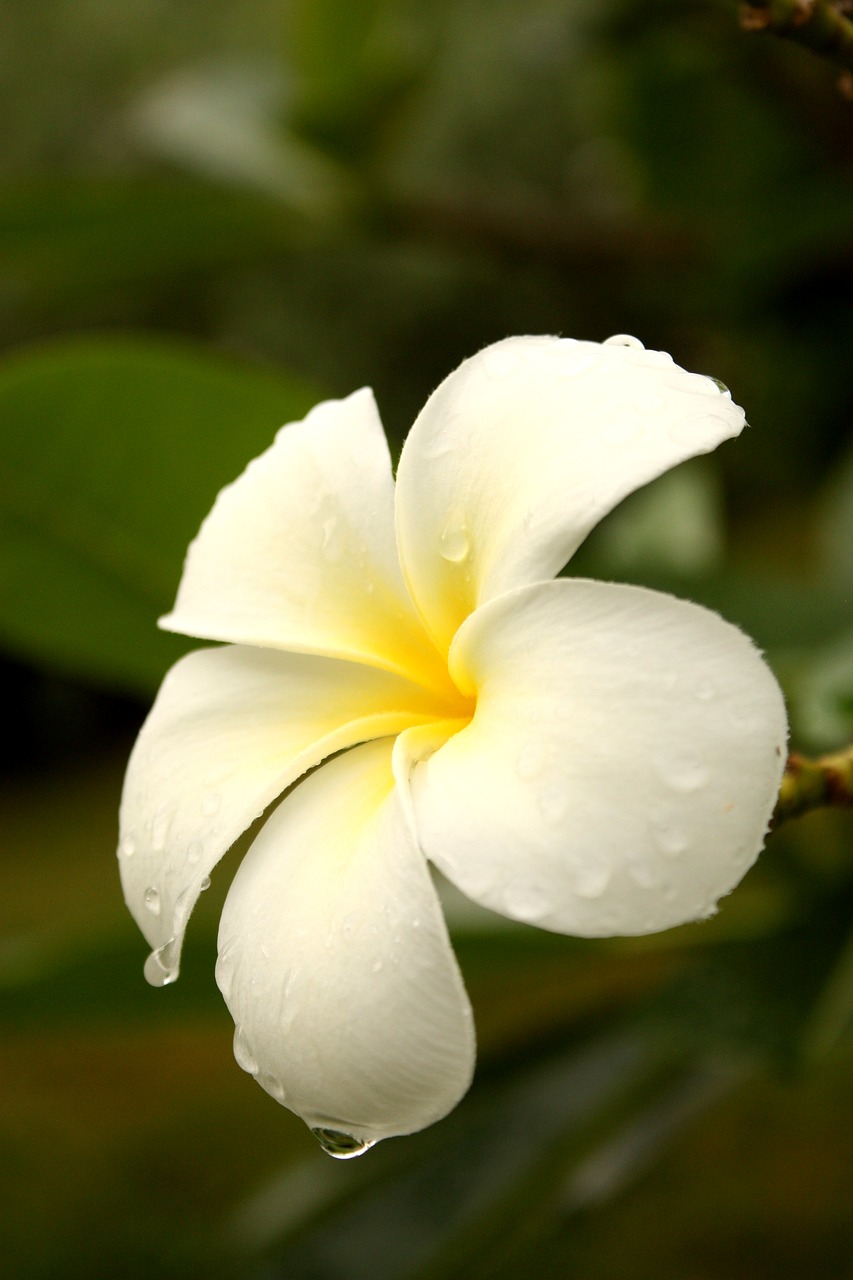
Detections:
1,1,852,1277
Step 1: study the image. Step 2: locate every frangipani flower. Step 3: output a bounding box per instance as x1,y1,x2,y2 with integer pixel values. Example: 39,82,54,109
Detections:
118,335,787,1157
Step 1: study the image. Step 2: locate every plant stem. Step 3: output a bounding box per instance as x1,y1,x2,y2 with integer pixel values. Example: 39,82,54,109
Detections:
740,1,853,82
771,741,853,827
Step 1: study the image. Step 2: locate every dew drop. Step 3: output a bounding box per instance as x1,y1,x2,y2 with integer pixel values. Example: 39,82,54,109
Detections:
311,1127,376,1160
654,823,689,857
572,862,611,899
187,840,204,864
661,757,709,793
321,515,343,562
602,418,641,447
503,881,550,923
633,390,666,414
258,1071,287,1103
215,954,233,1000
202,790,221,817
603,334,644,350
200,875,211,892
538,786,568,825
233,1025,258,1076
151,808,171,852
144,937,178,987
120,835,136,859
144,886,161,916
554,343,597,377
627,859,661,889
516,742,546,780
439,518,471,563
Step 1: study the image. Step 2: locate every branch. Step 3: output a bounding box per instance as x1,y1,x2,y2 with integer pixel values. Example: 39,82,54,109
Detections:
771,741,853,828
740,1,853,84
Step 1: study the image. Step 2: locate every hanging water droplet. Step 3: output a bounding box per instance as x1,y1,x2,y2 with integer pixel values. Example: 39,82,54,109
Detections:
572,862,611,899
706,376,729,394
144,886,161,916
439,517,471,563
603,334,644,350
311,1127,376,1160
120,835,136,858
200,875,211,892
233,1025,258,1075
144,937,178,987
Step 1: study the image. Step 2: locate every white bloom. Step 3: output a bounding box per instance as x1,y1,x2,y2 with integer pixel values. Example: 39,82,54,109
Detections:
118,335,787,1157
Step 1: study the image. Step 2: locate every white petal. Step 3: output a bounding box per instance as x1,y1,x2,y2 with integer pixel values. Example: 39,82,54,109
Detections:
118,646,451,984
404,580,787,937
161,389,449,691
395,336,745,651
216,738,475,1146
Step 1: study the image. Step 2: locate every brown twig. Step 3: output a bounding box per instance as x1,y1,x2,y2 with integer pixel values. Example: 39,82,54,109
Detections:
739,1,853,81
771,741,853,828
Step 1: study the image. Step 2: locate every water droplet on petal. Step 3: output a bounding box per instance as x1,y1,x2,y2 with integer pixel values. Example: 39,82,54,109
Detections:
144,937,179,987
627,858,661,889
516,742,546,780
188,840,204,864
632,390,665,414
200,875,211,892
663,757,709,793
572,862,611,899
602,418,641,447
538,786,568,825
144,886,161,916
202,790,221,816
482,344,521,378
554,342,597,377
151,807,171,852
654,822,689,857
604,334,644,350
233,1025,258,1076
439,517,471,563
215,952,233,1000
319,515,343,562
120,835,136,858
503,881,551,922
706,376,729,394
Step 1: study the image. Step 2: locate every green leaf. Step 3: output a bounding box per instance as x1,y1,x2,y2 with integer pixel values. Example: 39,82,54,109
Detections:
0,335,321,694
